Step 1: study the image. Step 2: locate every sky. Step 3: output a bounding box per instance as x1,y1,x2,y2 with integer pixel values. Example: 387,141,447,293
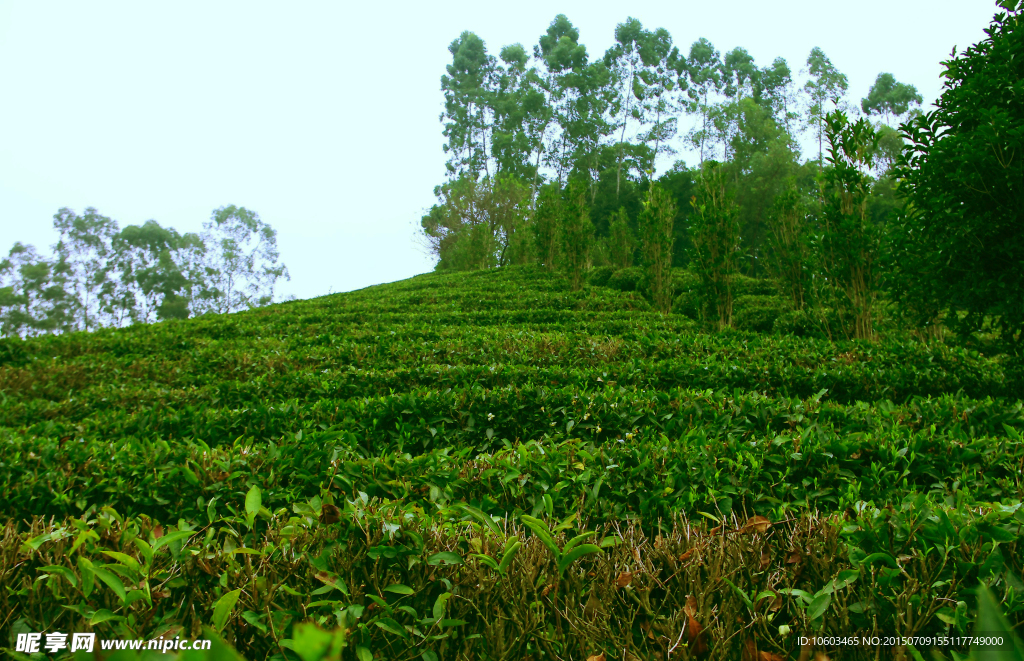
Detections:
0,0,998,302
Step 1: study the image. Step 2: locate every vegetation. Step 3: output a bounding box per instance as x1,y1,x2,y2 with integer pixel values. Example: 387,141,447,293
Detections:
1,206,289,338
2,2,1023,660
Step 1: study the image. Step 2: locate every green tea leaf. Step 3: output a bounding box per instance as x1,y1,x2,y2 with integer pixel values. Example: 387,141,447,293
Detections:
212,588,243,632
427,552,463,566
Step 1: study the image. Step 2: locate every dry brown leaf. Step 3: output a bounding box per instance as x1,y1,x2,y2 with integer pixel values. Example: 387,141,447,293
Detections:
542,584,553,597
153,524,164,539
314,571,338,587
683,594,708,653
615,571,633,588
761,653,786,661
709,525,724,535
586,654,606,661
759,550,771,571
679,548,695,563
742,638,758,661
742,515,771,534
632,547,643,565
813,653,831,661
152,589,171,600
785,550,802,564
684,594,698,619
319,503,341,525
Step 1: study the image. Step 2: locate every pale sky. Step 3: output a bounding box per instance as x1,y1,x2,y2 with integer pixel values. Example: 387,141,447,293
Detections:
0,1,996,301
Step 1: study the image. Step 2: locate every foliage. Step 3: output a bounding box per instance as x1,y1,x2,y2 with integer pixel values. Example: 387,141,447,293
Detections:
638,185,676,314
688,161,740,329
764,187,811,310
607,207,635,268
860,72,923,126
559,180,593,291
1,265,1023,659
890,0,1024,354
817,111,881,341
201,206,290,314
2,206,288,339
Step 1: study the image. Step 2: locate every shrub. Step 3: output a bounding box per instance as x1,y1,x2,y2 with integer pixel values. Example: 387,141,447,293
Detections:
732,295,792,333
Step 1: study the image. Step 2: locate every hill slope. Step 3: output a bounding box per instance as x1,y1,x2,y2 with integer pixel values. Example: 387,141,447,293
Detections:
2,266,1022,660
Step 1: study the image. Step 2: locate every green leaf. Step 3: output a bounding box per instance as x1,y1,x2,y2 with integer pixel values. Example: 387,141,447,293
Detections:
39,565,78,589
563,531,597,554
92,566,127,603
245,485,262,526
557,543,602,576
89,609,124,625
498,541,522,574
520,515,560,559
78,556,95,598
723,577,752,610
212,588,243,633
471,554,499,571
427,552,463,566
973,582,1024,659
456,503,502,537
432,592,452,622
422,652,439,661
101,551,140,575
384,583,415,595
356,647,373,661
152,529,196,552
375,617,409,639
807,592,831,621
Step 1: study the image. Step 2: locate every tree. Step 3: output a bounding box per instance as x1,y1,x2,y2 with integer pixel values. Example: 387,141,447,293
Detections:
608,207,635,268
765,186,810,310
861,72,923,126
802,47,849,167
754,57,797,133
639,185,676,313
51,207,119,332
532,183,563,270
604,19,676,197
202,206,289,314
689,161,740,329
108,220,189,324
726,97,802,274
683,38,725,164
818,111,880,340
560,179,594,290
0,243,70,337
441,32,496,179
534,15,592,187
890,0,1024,352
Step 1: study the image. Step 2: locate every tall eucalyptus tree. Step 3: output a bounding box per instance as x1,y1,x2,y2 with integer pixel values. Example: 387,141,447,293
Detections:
51,206,119,332
802,47,849,167
441,32,496,179
683,38,725,164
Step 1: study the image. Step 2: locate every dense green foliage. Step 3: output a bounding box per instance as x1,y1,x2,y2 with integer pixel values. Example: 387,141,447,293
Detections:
1,266,1022,660
891,0,1024,352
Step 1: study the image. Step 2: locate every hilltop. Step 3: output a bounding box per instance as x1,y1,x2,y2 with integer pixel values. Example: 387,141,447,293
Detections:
2,266,1022,660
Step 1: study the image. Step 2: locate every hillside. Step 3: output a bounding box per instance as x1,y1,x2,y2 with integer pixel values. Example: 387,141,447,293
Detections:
2,266,1023,661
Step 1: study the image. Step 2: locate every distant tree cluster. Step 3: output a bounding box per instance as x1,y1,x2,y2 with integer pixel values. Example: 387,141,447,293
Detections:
0,206,289,338
419,4,1022,353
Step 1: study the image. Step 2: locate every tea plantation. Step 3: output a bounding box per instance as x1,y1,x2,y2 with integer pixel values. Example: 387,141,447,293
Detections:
2,266,1022,660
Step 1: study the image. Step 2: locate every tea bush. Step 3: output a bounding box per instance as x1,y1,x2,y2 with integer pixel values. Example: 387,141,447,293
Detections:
1,265,1021,660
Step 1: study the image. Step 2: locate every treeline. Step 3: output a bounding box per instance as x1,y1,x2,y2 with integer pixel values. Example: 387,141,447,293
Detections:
420,7,1023,353
0,205,289,338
